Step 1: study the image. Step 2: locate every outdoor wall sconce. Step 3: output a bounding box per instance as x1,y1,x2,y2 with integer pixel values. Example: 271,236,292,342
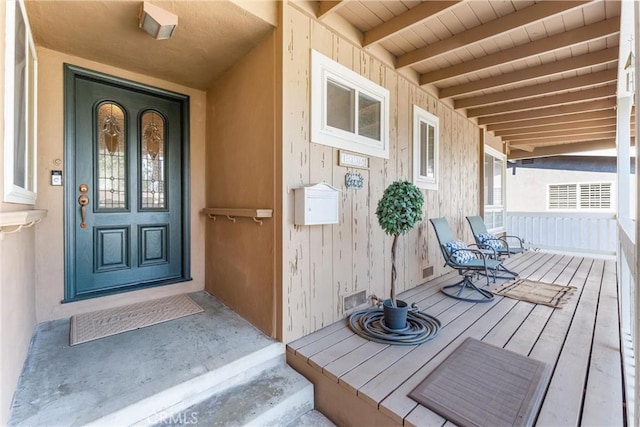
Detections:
345,172,364,190
139,2,178,40
625,51,635,94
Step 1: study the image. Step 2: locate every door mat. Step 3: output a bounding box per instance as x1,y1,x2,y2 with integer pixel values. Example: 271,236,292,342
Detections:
492,279,577,308
70,294,203,346
409,338,549,427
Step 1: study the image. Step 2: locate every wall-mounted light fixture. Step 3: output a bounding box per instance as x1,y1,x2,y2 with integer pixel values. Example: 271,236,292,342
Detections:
139,2,178,40
625,51,635,94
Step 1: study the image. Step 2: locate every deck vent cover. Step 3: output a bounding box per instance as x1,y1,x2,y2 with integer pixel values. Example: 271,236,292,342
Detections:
344,290,367,311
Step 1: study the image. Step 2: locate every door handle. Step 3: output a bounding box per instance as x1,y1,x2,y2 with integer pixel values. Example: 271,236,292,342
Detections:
78,184,89,229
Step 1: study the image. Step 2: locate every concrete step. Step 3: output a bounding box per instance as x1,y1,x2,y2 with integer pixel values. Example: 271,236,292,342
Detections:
287,410,336,427
153,363,314,427
90,342,286,426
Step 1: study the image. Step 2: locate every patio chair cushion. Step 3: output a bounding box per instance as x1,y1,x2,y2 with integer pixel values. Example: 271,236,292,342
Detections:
477,233,505,250
445,240,473,264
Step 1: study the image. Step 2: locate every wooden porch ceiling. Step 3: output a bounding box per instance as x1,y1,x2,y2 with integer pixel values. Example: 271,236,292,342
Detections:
311,0,624,159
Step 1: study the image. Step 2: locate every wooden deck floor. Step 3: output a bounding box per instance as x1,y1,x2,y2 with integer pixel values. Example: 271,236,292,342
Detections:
287,251,625,426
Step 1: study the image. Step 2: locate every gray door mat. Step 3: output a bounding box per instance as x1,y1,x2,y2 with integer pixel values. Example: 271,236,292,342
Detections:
70,294,203,345
409,337,550,427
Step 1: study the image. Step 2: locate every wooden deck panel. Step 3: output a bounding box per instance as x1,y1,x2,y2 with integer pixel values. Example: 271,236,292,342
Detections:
385,254,578,424
581,260,624,426
287,251,625,426
535,259,605,426
292,251,547,388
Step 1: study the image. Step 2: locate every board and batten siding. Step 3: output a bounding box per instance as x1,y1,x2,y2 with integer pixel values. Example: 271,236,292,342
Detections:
281,4,480,343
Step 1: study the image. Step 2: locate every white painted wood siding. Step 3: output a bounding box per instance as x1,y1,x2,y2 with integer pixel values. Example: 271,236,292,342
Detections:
282,4,480,342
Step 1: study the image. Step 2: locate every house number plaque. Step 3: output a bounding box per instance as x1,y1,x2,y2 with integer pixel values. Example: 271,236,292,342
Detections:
339,150,369,169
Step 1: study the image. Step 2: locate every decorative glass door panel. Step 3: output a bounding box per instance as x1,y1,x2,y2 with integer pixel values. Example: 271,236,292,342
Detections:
140,111,166,210
97,102,127,209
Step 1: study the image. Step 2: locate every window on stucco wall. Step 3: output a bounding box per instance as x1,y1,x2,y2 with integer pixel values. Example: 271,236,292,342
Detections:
4,0,38,204
548,182,612,210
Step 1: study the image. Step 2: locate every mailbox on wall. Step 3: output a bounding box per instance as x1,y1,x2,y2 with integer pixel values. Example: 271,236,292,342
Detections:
294,183,340,225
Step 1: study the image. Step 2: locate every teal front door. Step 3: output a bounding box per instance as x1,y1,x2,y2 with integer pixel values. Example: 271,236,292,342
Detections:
64,65,190,301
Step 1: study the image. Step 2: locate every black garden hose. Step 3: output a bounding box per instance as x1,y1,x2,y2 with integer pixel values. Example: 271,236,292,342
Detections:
348,307,441,345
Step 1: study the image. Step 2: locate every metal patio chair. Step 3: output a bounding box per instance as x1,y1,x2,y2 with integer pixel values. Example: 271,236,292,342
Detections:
466,215,524,278
430,217,499,303
466,216,526,257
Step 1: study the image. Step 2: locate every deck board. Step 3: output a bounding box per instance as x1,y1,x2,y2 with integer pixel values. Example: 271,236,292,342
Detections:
286,252,624,427
581,260,624,426
536,259,605,426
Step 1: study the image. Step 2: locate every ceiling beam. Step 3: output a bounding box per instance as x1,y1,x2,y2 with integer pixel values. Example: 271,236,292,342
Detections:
503,125,619,141
515,145,536,152
493,117,616,139
439,48,618,99
486,110,615,132
508,140,622,160
395,1,587,68
363,1,459,47
477,99,616,125
419,17,619,84
455,68,617,109
317,1,349,19
466,85,615,118
509,132,616,147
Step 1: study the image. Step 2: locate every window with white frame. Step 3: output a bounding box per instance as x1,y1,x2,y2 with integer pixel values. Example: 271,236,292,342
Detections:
412,105,438,190
484,146,506,232
4,0,37,204
548,182,612,210
311,50,390,159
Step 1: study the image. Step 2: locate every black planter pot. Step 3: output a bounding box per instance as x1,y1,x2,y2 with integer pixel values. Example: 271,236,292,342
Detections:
383,299,409,330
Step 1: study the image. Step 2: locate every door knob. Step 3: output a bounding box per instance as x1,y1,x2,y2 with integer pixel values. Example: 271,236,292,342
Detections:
78,184,89,229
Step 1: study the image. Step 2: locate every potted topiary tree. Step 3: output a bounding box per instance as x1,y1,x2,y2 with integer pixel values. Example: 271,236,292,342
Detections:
375,180,424,330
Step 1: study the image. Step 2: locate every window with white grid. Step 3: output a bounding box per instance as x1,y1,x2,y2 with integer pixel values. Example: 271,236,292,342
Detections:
548,183,612,210
549,184,577,209
579,183,612,209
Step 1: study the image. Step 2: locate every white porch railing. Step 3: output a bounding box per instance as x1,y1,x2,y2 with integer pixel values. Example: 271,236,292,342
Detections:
506,211,617,256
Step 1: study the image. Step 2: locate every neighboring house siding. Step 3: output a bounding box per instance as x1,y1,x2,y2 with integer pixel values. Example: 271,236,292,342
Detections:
281,4,480,342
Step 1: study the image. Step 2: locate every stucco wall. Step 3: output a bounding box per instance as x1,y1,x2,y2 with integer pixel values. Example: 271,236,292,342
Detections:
0,2,39,423
205,31,278,337
0,229,37,425
506,167,620,212
34,47,207,322
280,4,481,343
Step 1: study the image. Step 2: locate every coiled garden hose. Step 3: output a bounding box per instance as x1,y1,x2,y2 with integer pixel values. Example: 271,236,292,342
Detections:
348,305,441,345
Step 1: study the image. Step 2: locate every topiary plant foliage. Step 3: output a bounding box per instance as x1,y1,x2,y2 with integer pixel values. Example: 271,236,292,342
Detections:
376,180,424,307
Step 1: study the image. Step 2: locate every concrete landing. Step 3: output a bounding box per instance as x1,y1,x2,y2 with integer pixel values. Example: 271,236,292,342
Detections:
8,292,280,426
